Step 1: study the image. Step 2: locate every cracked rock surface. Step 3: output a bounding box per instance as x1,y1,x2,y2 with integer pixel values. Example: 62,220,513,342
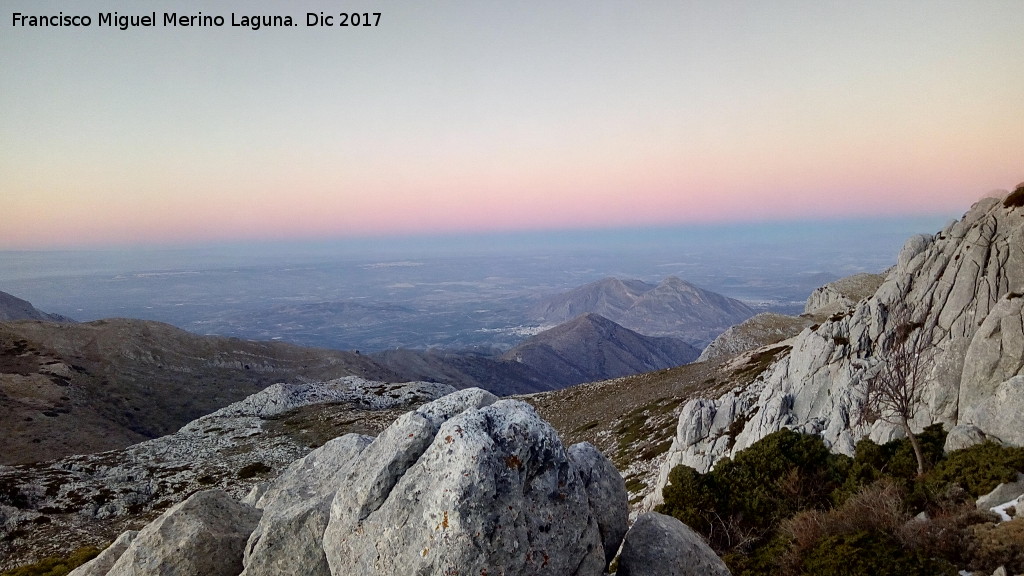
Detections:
649,187,1024,509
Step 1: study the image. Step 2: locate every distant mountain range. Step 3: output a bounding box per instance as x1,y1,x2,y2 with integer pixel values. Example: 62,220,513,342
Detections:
528,277,754,347
373,313,698,394
0,275,735,464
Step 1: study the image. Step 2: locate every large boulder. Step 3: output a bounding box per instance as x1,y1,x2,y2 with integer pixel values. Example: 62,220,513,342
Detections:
322,392,619,575
617,512,731,576
241,434,374,576
568,442,629,564
104,489,261,576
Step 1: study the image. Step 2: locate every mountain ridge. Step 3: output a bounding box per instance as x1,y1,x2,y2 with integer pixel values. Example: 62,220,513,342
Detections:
529,276,754,346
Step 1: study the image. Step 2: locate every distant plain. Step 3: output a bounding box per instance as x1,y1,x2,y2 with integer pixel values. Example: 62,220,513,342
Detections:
0,216,951,352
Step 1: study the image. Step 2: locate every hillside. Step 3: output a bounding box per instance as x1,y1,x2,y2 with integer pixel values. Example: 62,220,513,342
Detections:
374,314,698,393
0,290,73,323
529,276,754,346
0,318,399,464
502,313,698,384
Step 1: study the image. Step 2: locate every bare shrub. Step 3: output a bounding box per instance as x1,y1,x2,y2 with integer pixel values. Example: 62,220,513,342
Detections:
967,518,1024,574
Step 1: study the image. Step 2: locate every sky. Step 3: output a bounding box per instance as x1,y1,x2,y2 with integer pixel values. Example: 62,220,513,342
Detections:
2,0,1023,250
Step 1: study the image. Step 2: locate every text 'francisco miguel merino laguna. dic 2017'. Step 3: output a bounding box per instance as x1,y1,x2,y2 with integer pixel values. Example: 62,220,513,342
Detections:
10,12,382,30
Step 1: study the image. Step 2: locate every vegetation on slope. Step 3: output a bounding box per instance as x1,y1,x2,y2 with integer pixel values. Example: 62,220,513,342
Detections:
659,426,1024,576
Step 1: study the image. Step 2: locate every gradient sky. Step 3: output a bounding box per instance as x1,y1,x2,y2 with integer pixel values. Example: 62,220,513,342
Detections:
2,0,1023,249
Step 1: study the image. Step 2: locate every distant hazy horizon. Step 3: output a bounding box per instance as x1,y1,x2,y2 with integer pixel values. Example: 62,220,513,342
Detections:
3,1,1022,250
1,213,952,353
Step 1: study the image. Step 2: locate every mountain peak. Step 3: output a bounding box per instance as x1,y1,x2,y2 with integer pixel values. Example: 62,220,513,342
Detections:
529,277,753,346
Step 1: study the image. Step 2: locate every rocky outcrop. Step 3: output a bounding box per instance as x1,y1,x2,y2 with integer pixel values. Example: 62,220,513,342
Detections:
242,434,373,576
74,388,642,576
98,490,260,576
0,378,454,571
944,424,990,452
617,512,731,576
803,272,886,317
322,390,619,575
976,473,1024,510
650,186,1024,507
697,312,814,362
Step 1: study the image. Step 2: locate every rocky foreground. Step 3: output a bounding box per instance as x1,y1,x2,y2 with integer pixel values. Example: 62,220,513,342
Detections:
66,388,729,576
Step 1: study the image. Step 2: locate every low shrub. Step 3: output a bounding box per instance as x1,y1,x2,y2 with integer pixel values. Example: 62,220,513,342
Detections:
659,428,850,552
967,517,1024,574
930,441,1024,498
1,546,102,576
800,530,955,576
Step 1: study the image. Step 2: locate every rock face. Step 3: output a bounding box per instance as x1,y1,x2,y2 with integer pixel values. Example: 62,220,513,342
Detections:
322,389,622,575
617,512,731,576
102,490,260,576
242,434,374,576
803,272,886,317
697,312,814,362
649,187,1024,507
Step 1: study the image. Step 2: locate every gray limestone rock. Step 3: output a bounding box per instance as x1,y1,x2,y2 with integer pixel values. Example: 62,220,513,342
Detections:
617,512,731,576
568,442,629,564
105,489,261,576
241,434,373,576
648,189,1024,508
945,424,990,452
804,273,886,317
323,395,614,575
67,530,137,576
977,473,1024,510
964,376,1024,446
960,294,1024,416
698,313,813,363
415,386,499,427
898,233,933,270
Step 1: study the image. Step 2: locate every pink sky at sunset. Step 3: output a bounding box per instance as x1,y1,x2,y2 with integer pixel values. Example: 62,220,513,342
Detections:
2,0,1022,249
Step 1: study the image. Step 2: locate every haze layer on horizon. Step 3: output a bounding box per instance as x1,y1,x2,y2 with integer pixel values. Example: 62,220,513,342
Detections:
2,0,1023,250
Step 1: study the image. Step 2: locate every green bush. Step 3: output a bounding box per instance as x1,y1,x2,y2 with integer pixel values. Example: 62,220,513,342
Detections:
930,441,1024,498
658,428,850,552
1,546,102,576
658,425,1020,575
801,531,955,576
